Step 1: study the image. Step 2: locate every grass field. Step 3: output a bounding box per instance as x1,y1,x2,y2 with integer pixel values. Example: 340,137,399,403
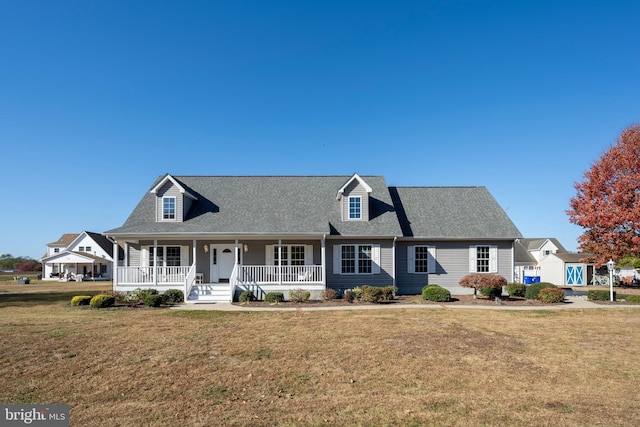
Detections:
1,281,640,426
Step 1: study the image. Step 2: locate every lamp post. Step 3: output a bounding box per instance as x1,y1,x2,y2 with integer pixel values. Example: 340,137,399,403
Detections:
607,259,616,302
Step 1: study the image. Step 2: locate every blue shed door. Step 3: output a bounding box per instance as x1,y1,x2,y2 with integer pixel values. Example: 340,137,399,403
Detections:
566,265,584,285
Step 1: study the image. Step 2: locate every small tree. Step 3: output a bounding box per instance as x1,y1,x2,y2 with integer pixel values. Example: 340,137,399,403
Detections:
459,273,507,298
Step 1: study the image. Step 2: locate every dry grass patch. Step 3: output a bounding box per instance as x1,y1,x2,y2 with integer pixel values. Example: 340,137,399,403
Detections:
1,283,640,426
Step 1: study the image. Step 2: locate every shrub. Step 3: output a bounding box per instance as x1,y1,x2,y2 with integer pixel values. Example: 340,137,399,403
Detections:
524,282,556,300
588,290,615,301
71,295,92,306
480,286,503,298
459,274,507,297
289,288,311,303
506,283,526,297
380,286,397,301
624,295,640,304
163,289,184,303
344,290,354,303
89,294,115,309
321,288,337,301
421,284,451,302
144,293,165,307
361,285,384,303
351,287,363,301
265,292,285,303
126,288,159,304
538,287,565,303
238,290,255,303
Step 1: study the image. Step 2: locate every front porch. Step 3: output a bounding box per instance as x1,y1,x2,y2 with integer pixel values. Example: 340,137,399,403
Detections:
114,264,325,302
112,238,327,302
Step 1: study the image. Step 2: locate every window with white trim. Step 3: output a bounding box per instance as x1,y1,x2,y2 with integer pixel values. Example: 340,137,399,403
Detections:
407,245,436,274
163,197,176,220
268,244,312,266
334,244,380,274
469,245,498,273
148,246,186,267
348,196,361,220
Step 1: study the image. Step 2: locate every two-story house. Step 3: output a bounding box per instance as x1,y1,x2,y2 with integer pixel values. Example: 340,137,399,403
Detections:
105,173,522,302
41,231,122,280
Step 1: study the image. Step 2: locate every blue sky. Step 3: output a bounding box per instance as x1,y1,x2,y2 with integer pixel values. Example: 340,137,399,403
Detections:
1,0,639,259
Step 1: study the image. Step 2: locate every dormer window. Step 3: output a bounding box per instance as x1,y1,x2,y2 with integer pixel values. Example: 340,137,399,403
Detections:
163,197,176,220
337,174,372,222
348,196,362,220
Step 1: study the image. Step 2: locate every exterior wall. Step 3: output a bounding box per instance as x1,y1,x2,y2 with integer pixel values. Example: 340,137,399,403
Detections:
539,255,565,286
396,240,515,295
341,181,369,221
326,239,394,292
67,234,111,260
155,182,184,222
138,240,192,266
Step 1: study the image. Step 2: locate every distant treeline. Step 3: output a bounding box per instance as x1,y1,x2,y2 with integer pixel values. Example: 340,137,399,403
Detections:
0,254,41,272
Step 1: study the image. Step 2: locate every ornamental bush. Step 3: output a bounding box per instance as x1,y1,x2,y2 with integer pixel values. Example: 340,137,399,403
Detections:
344,290,354,303
361,285,383,303
524,282,556,300
624,295,640,304
265,291,285,303
89,294,115,309
506,283,526,297
421,284,451,302
588,289,614,301
163,289,184,303
289,288,311,303
71,295,92,306
480,286,503,298
144,293,165,307
239,290,255,303
459,274,507,297
321,288,337,301
538,287,565,303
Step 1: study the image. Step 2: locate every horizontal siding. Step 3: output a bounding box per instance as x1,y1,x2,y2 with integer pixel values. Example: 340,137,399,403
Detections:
342,181,369,221
326,239,394,292
396,241,514,295
156,183,183,222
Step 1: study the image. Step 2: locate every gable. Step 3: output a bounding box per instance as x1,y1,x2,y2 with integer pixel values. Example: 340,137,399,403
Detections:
340,179,371,221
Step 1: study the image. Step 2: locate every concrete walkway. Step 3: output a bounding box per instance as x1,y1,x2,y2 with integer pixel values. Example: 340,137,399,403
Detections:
171,295,640,312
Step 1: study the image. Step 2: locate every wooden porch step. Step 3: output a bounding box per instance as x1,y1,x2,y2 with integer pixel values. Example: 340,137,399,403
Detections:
187,284,232,303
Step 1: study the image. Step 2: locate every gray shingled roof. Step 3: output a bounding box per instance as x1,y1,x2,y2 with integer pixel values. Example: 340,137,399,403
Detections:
389,186,522,239
105,175,403,237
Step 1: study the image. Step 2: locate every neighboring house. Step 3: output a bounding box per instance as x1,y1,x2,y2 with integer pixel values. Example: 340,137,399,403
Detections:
104,174,522,302
41,231,122,281
514,238,595,286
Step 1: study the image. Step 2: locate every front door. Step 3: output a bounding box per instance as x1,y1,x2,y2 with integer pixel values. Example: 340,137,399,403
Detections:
210,245,235,283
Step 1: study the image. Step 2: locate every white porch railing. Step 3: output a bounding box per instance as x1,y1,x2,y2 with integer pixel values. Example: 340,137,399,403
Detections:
239,265,323,284
116,266,192,286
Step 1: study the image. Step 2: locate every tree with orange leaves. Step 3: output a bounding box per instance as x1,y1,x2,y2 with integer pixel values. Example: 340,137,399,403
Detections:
567,124,640,263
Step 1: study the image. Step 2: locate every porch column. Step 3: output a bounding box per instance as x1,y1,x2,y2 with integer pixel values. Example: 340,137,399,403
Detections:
392,237,397,288
234,240,239,283
112,240,118,291
192,239,197,271
278,239,282,285
321,235,326,286
153,240,158,286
